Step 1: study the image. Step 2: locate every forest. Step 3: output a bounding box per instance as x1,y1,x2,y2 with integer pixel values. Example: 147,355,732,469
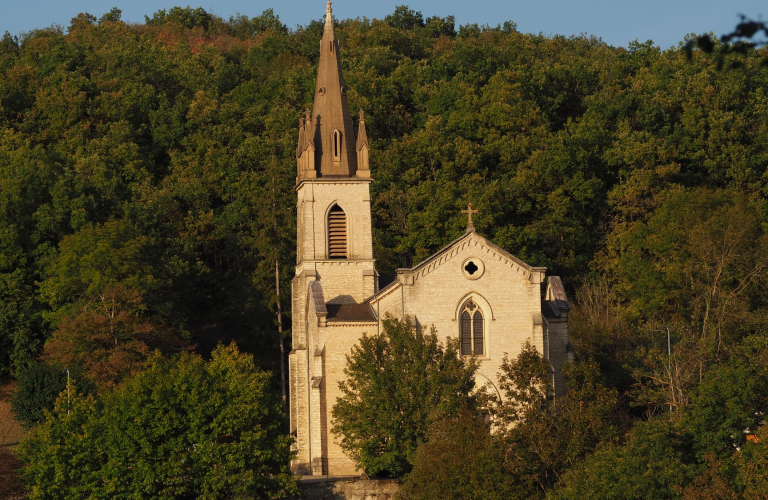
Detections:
1,4,767,499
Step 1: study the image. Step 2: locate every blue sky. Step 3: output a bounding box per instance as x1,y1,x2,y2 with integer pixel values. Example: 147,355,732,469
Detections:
1,0,765,49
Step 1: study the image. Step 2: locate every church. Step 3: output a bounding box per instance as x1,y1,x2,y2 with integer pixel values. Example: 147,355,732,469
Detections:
288,2,572,476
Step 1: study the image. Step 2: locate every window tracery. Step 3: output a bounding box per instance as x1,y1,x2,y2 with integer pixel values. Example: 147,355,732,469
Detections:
460,299,484,356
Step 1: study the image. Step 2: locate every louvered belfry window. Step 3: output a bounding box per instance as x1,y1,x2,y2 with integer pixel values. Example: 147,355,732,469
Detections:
460,300,484,356
328,204,347,259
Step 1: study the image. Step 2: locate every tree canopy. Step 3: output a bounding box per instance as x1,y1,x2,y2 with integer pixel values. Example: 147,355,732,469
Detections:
2,4,768,498
331,315,477,477
17,344,296,499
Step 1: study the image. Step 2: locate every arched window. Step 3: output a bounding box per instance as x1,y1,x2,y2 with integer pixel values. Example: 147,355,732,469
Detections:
332,129,341,161
460,299,483,356
328,204,347,259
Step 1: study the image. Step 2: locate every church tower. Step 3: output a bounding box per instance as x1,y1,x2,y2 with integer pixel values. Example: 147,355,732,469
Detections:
290,1,375,475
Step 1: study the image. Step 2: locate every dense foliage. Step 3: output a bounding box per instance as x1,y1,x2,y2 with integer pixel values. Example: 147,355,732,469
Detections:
2,3,768,498
331,315,477,477
401,408,516,500
17,344,296,499
10,361,91,427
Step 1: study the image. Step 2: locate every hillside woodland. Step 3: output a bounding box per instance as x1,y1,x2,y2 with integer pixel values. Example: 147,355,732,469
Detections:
2,5,768,499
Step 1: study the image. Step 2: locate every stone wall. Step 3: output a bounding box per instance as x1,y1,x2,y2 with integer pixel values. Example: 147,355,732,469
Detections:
292,478,401,500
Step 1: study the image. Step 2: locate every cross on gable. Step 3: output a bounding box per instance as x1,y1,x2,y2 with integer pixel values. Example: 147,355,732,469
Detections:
462,203,479,231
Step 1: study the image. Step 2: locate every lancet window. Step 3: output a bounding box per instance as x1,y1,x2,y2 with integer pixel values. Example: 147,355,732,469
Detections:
332,129,341,161
460,299,484,356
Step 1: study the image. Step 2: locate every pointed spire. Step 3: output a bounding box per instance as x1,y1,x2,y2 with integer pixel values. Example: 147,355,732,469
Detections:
296,2,371,181
324,0,334,35
310,0,359,177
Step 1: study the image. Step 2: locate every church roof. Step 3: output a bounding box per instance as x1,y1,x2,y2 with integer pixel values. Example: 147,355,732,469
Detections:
546,276,571,312
543,275,571,318
326,302,377,322
410,229,540,277
309,281,328,315
368,229,546,302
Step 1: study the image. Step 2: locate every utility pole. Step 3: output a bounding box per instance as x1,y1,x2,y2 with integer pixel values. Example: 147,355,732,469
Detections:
269,147,287,408
653,326,673,412
276,258,286,406
664,325,672,412
66,368,70,415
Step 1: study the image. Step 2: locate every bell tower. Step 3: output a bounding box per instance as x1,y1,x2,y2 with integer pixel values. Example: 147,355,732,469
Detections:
290,1,375,475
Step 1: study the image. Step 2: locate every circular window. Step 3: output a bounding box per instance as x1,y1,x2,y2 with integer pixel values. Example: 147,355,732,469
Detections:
461,258,485,280
318,87,326,95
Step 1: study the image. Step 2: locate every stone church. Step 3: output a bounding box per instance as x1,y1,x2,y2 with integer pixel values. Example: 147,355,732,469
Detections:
289,2,572,476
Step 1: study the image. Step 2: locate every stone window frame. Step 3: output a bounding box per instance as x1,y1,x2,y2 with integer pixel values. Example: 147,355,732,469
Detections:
455,294,492,358
332,129,341,162
326,202,349,259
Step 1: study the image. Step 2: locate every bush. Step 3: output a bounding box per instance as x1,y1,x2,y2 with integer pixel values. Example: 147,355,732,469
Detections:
402,408,516,500
11,361,67,427
18,344,297,499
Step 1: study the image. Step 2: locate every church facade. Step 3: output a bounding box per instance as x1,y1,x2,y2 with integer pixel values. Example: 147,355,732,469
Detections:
288,2,572,476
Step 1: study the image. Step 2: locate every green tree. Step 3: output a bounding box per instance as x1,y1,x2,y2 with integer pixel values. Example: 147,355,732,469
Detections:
401,408,516,500
738,424,768,499
331,315,478,477
549,418,695,500
39,220,187,388
18,344,296,499
490,344,623,497
683,354,768,460
11,361,67,427
608,188,768,412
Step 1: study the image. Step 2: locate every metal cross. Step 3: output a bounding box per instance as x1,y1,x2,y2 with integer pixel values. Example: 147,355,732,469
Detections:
462,203,479,231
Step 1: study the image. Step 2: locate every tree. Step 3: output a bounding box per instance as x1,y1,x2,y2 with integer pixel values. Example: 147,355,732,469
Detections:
401,408,516,500
42,283,186,390
490,344,623,497
606,188,768,412
684,16,768,69
682,354,768,460
10,361,91,427
738,424,768,500
39,220,188,389
549,418,695,500
18,344,296,499
331,315,478,477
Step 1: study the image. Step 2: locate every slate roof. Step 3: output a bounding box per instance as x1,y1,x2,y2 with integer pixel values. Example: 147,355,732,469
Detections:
326,302,377,322
542,300,562,319
309,281,327,315
547,276,571,311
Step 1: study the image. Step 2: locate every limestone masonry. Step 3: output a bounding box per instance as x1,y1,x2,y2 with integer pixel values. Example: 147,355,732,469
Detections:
289,1,572,476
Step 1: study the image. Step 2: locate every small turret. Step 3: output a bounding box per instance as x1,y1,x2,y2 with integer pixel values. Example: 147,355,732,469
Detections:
356,109,370,177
